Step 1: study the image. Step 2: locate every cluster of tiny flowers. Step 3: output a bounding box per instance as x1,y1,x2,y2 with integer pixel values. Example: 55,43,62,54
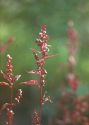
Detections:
36,25,49,58
21,25,53,94
32,111,40,125
21,25,54,125
6,108,14,125
1,55,21,86
0,55,22,125
15,89,22,104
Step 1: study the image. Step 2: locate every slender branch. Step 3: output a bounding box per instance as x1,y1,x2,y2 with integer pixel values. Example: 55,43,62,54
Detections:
10,85,13,106
40,84,43,121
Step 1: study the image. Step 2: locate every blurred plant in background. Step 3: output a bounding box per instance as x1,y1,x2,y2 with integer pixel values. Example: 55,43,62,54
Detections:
67,20,79,92
51,21,89,125
0,37,13,54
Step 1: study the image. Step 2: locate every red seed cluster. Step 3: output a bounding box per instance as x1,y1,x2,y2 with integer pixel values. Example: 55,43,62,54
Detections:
21,25,54,88
15,89,22,104
0,54,22,125
36,25,49,58
6,109,14,125
20,25,54,125
1,54,21,85
32,111,40,125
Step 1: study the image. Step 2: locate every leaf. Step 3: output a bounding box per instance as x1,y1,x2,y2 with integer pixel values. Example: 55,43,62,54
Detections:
44,54,58,59
20,80,39,86
0,103,9,111
27,70,36,74
15,75,21,81
0,82,9,86
1,70,7,79
31,48,40,53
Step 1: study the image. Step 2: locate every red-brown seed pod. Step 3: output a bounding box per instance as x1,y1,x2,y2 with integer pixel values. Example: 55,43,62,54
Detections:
36,59,45,67
15,89,22,104
1,55,21,84
0,82,9,86
32,111,40,125
20,80,39,86
6,109,14,125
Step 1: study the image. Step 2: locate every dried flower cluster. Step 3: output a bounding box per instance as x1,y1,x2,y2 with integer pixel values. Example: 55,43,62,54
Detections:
32,110,40,125
0,54,22,125
21,25,55,125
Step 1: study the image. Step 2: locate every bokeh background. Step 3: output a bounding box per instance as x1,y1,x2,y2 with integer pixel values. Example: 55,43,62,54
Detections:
0,0,89,125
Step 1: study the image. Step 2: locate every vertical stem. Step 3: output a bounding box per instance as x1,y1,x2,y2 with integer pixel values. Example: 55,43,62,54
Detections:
39,75,44,125
40,86,43,115
6,85,14,125
10,85,13,105
10,85,14,125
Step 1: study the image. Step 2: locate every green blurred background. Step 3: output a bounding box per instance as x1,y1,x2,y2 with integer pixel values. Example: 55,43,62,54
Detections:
0,0,89,125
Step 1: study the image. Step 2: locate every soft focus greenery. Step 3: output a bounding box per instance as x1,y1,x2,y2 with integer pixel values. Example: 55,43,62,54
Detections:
0,0,89,125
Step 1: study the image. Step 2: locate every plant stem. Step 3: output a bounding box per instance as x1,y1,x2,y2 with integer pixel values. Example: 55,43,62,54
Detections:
6,85,14,125
39,77,43,125
40,85,43,115
10,85,13,106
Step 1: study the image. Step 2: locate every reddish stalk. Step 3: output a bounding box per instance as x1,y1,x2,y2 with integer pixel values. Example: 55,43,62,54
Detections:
40,85,43,116
10,86,13,105
67,20,79,92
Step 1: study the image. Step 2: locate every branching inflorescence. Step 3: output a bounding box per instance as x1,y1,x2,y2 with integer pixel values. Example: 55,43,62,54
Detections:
21,25,55,125
0,54,22,125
